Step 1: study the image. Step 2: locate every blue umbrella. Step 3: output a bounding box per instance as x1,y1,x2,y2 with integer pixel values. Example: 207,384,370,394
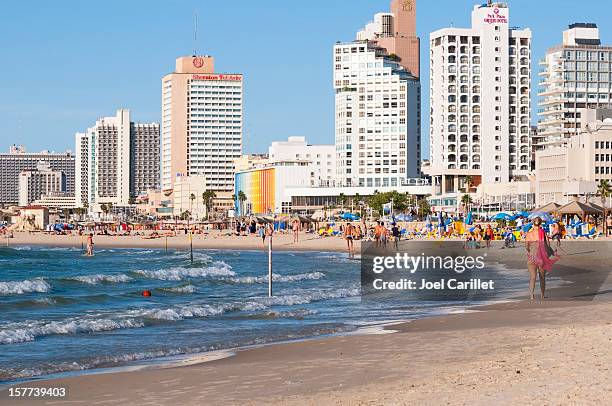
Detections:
491,212,512,220
512,211,529,220
528,211,553,223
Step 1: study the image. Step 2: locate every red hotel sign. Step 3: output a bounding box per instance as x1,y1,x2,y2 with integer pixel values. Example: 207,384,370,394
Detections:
484,8,507,24
191,74,242,81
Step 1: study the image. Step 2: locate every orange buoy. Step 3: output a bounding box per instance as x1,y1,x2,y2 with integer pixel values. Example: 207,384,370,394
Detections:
142,290,152,297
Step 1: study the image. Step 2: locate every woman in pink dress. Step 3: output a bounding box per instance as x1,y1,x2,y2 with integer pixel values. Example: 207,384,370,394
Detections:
525,217,558,302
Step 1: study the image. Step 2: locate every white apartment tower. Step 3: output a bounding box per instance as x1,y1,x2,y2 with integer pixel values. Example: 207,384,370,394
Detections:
334,0,421,188
537,23,612,148
75,109,160,208
429,2,531,196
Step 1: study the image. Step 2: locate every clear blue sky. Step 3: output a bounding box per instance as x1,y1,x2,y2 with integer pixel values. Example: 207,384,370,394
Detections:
0,0,608,158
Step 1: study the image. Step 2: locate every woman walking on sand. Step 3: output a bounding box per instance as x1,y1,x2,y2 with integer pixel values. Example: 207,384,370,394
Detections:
525,217,558,302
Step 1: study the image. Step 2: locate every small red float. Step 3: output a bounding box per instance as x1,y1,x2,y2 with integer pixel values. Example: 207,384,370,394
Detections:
142,290,152,297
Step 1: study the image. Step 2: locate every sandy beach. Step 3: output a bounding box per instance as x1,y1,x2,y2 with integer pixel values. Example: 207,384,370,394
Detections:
1,236,611,405
0,299,610,405
4,231,358,253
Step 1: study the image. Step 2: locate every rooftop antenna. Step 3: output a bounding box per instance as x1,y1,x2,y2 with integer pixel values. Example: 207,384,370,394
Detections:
193,10,198,56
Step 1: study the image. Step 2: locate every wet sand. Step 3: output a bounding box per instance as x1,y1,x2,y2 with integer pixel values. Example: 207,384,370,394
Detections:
1,237,611,405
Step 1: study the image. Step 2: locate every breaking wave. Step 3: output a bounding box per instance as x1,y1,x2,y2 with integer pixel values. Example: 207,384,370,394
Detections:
132,262,234,281
0,286,361,345
0,278,51,295
227,271,326,284
68,274,133,284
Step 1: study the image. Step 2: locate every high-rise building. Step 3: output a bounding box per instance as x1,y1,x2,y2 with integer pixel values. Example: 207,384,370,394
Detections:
130,122,161,198
161,56,243,196
75,109,159,208
18,162,66,207
428,2,532,200
334,0,421,188
537,23,612,148
357,0,420,78
0,146,75,207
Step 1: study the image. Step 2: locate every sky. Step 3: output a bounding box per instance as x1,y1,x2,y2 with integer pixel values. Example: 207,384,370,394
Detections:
0,0,609,158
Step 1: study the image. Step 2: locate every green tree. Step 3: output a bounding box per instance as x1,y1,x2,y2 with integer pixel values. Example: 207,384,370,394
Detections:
597,179,612,206
180,210,191,220
238,191,247,216
202,190,217,220
367,191,409,215
464,176,474,192
189,193,196,218
338,193,347,211
461,194,473,213
417,198,431,218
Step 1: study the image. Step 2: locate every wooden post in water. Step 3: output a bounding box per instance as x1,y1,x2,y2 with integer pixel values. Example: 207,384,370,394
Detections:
189,231,193,264
165,236,168,252
268,232,273,297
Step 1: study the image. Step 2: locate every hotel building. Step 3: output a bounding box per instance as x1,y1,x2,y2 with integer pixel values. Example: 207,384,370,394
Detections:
18,162,66,207
537,23,612,148
0,145,75,207
334,0,421,188
75,109,159,208
428,2,532,206
161,56,243,199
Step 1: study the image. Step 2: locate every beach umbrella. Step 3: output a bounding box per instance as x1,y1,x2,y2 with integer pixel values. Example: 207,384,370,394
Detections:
491,212,512,220
528,211,553,223
513,211,529,219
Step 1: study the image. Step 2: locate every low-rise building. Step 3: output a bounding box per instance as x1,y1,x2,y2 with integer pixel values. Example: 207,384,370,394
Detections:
535,110,612,205
234,161,312,216
268,136,336,187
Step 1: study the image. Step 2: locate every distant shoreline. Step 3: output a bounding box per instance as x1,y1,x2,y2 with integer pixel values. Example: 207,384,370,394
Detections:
5,231,359,253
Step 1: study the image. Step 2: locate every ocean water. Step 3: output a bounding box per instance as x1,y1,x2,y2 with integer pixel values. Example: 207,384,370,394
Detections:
0,245,524,383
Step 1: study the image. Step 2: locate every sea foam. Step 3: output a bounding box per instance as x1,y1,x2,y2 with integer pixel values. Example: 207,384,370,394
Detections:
69,274,133,284
0,278,51,295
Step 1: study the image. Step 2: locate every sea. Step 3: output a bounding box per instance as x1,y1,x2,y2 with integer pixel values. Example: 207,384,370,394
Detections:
0,245,525,383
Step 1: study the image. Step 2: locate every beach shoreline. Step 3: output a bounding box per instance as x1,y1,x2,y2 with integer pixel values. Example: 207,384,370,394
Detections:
4,231,360,253
2,237,611,405
0,298,610,405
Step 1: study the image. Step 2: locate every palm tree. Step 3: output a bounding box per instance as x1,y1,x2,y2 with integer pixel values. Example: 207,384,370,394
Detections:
202,190,217,220
597,179,612,207
461,194,473,213
465,176,474,193
238,191,247,216
338,193,347,211
189,193,196,219
100,203,108,220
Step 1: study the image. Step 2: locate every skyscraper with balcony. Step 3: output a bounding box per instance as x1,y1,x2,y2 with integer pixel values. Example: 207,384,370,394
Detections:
537,23,612,148
75,109,159,208
334,0,421,188
428,2,531,202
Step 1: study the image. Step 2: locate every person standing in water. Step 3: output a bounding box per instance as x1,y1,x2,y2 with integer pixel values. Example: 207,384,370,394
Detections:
86,233,94,256
343,222,356,257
